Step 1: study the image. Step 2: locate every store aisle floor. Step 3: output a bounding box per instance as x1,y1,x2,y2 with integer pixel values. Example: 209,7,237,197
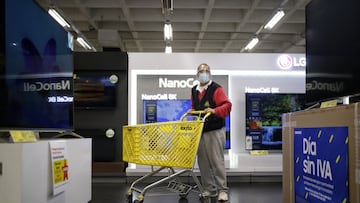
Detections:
90,181,282,203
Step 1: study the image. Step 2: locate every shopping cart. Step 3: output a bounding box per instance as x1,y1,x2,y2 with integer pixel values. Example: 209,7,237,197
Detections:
122,111,210,203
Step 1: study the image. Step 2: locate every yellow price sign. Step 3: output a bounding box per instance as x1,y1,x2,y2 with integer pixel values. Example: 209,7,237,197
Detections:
250,150,269,156
9,131,37,142
53,159,69,184
320,100,338,108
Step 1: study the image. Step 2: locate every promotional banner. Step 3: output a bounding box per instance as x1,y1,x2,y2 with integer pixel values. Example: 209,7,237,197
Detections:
50,141,69,195
294,127,349,203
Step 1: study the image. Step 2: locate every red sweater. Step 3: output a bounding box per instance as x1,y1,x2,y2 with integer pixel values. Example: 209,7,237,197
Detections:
191,85,232,118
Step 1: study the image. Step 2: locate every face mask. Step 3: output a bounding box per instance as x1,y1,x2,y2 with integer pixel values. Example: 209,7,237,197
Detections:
198,72,210,84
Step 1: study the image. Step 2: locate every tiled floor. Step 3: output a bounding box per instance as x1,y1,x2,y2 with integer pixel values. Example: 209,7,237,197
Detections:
90,180,282,203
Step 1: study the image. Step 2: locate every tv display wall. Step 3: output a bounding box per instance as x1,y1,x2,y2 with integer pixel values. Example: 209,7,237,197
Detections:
245,93,305,150
143,99,231,149
0,0,73,130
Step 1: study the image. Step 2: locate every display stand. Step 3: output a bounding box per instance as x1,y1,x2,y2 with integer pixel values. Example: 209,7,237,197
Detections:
52,131,84,138
282,103,360,203
0,138,91,203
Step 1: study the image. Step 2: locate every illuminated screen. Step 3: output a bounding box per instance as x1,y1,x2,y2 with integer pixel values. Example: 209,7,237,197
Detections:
143,99,231,149
245,93,305,150
0,0,73,130
74,73,117,109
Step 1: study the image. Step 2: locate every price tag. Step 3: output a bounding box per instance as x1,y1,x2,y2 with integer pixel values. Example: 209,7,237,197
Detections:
9,131,37,142
250,150,269,156
320,100,337,108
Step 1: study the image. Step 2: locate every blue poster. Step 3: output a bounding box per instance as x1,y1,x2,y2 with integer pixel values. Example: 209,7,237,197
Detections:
294,127,348,203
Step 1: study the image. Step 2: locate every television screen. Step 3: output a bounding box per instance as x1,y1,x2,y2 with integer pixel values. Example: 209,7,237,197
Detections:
0,1,4,68
143,99,231,149
74,73,117,109
0,0,73,130
0,1,5,112
245,93,305,150
305,0,360,105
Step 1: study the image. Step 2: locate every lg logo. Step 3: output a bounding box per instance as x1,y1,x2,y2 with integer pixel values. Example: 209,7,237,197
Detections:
277,54,306,70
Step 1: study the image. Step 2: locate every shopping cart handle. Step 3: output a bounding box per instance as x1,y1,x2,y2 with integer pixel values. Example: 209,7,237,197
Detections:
181,110,212,121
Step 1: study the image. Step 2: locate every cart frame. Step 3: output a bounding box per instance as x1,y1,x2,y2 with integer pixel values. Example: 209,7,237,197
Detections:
123,111,210,203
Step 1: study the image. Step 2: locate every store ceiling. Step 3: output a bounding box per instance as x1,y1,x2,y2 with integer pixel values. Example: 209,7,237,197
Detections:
36,0,311,53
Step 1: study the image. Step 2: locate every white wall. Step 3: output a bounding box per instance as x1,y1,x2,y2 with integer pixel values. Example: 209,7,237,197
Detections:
128,53,305,173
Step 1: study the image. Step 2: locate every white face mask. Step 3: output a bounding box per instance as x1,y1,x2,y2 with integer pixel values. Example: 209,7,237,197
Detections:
198,72,210,84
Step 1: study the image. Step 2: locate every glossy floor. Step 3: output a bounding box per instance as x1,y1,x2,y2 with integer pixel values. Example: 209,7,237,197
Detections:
90,181,282,203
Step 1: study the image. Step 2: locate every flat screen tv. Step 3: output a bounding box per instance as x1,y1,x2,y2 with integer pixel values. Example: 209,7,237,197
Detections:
0,1,4,96
245,93,305,150
143,99,231,149
0,0,74,130
74,73,117,109
305,0,360,105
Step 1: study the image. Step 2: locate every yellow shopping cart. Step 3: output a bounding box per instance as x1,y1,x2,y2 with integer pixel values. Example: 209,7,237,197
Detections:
123,111,210,203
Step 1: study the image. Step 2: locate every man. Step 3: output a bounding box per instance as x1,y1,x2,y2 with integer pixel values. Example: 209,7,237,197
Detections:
191,63,232,201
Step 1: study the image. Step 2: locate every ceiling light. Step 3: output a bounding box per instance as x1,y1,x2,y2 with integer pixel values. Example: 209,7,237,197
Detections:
164,23,173,41
165,44,172,54
264,10,285,30
48,8,70,28
76,37,92,50
162,0,173,14
244,37,259,51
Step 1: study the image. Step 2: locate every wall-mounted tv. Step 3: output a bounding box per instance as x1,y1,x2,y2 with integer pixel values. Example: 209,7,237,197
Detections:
143,99,231,149
73,73,117,109
245,93,305,150
305,0,360,105
0,0,74,130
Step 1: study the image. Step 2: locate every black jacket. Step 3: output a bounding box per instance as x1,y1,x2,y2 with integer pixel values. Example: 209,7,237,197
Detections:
191,82,225,132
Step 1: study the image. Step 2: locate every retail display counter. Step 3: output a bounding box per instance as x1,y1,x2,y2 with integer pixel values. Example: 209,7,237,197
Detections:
0,138,91,203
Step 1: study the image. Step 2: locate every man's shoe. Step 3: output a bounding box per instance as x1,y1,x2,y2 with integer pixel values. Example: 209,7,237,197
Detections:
200,190,217,198
218,191,228,201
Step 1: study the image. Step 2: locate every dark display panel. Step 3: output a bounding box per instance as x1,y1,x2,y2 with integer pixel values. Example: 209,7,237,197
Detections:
143,99,231,149
0,0,4,69
305,0,360,105
246,93,305,150
0,1,5,119
74,129,116,162
0,0,73,130
74,73,117,109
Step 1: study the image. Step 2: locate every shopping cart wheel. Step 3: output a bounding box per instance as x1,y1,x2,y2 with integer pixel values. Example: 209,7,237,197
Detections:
178,197,189,203
125,193,132,203
179,194,187,199
125,189,133,203
199,196,211,203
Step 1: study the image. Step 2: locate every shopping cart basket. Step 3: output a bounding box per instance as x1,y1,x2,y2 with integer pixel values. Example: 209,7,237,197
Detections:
123,111,210,203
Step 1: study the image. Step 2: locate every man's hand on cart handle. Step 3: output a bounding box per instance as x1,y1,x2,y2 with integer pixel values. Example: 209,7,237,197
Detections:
187,109,212,115
186,110,212,121
204,107,215,115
